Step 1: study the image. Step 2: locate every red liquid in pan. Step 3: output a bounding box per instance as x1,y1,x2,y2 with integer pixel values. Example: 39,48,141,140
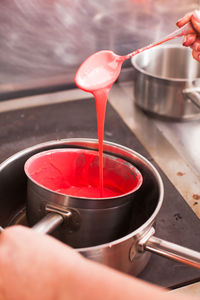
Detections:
25,150,142,198
57,186,119,198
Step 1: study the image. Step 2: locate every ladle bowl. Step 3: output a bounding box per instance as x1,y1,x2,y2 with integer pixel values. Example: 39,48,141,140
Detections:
75,50,123,92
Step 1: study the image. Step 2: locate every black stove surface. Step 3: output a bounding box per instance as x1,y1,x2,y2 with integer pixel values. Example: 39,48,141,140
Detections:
0,97,200,288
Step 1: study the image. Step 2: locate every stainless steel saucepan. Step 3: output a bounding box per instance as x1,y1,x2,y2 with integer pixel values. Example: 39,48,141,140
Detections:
131,45,200,120
24,148,143,248
0,139,199,275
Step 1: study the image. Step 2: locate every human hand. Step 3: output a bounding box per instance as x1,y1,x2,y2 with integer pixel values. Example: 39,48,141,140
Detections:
176,10,200,62
0,225,84,300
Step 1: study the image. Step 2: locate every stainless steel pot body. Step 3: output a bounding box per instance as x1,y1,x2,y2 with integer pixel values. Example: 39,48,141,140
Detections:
25,149,142,248
0,139,199,275
131,45,200,120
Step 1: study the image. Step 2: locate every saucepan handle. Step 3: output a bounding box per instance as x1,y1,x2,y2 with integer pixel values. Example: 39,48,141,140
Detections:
0,214,64,235
32,206,80,234
182,87,200,109
138,227,200,269
32,213,64,234
0,207,79,236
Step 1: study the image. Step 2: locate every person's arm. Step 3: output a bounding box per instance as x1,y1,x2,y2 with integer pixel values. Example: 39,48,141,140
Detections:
177,10,200,62
0,225,197,300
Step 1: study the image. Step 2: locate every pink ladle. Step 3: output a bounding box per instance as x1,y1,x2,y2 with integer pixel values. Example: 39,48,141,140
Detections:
75,22,194,92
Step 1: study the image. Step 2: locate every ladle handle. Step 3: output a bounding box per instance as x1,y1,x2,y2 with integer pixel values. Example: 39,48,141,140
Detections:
124,22,194,60
32,213,64,234
138,228,200,269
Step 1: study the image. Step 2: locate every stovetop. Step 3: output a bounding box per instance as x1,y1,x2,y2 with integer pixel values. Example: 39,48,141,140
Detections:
0,86,199,289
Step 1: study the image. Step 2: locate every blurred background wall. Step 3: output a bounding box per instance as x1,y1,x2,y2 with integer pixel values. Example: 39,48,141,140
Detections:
0,0,199,98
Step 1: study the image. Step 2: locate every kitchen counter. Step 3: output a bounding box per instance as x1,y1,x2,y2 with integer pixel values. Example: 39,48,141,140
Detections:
109,80,200,220
171,281,200,297
108,78,200,295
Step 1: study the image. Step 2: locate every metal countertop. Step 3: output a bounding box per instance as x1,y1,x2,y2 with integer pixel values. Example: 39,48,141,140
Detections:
108,80,200,219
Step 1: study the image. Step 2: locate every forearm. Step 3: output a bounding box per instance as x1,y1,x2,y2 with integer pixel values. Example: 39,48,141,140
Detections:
60,256,194,300
0,226,197,300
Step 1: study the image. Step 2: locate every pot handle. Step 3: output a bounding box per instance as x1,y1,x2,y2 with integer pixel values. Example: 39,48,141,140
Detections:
137,228,200,269
32,212,64,234
182,87,200,109
0,214,65,235
32,205,81,234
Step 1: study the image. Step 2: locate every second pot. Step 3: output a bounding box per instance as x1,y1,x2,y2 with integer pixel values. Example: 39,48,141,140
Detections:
131,45,200,120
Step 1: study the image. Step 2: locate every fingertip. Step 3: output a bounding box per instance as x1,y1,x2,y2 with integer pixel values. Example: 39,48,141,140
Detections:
192,49,200,63
195,55,200,63
176,12,193,28
176,20,185,28
176,20,182,28
182,36,188,46
182,33,197,47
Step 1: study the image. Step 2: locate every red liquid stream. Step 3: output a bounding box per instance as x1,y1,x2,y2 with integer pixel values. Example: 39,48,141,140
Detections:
123,33,186,61
93,87,111,195
75,54,121,196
